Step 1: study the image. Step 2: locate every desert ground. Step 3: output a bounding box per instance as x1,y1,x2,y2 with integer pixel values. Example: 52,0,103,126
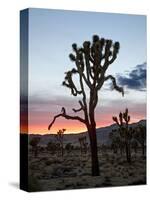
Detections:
28,147,146,191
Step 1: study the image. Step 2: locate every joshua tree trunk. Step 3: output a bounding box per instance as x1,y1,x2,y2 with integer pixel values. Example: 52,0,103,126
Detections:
88,126,99,176
87,82,100,175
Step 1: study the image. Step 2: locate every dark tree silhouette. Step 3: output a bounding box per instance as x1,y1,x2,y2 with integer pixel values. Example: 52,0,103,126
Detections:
48,35,124,176
55,128,66,157
29,137,41,157
113,109,133,163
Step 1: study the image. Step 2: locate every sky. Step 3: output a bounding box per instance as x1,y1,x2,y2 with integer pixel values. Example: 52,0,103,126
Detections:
21,8,146,134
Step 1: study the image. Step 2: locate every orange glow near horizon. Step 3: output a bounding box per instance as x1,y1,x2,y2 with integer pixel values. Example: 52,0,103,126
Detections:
20,113,146,135
28,120,87,134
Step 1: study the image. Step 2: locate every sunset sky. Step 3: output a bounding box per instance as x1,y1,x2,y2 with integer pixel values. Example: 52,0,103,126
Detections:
21,8,146,134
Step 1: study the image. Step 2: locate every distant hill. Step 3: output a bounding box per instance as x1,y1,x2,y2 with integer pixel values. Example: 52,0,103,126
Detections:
28,119,146,147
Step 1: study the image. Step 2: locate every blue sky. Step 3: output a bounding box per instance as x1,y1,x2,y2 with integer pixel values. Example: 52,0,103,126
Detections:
25,8,147,134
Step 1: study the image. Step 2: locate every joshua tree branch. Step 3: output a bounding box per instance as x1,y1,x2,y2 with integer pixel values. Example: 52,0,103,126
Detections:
62,70,82,96
72,107,83,113
103,41,120,71
79,71,90,123
96,72,105,90
62,81,82,96
93,91,98,109
108,43,119,65
70,48,92,88
72,100,85,113
108,55,117,65
48,107,85,130
104,75,124,96
84,54,91,83
75,60,92,88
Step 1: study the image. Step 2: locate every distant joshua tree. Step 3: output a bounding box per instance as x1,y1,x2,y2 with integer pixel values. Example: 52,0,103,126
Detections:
55,128,66,157
48,35,124,176
29,137,41,157
112,109,133,163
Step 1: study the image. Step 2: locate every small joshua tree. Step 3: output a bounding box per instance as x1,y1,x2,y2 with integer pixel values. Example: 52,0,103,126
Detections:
48,35,124,176
29,137,41,157
55,128,66,157
112,108,133,163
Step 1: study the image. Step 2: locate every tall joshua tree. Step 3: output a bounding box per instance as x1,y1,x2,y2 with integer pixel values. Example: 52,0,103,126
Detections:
48,35,124,176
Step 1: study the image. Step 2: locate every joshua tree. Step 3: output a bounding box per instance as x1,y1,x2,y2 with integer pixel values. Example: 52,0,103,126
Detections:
112,109,133,163
29,137,41,157
55,128,66,157
48,35,124,176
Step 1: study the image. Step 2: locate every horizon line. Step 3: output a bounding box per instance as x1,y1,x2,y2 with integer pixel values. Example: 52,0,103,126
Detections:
20,118,146,135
